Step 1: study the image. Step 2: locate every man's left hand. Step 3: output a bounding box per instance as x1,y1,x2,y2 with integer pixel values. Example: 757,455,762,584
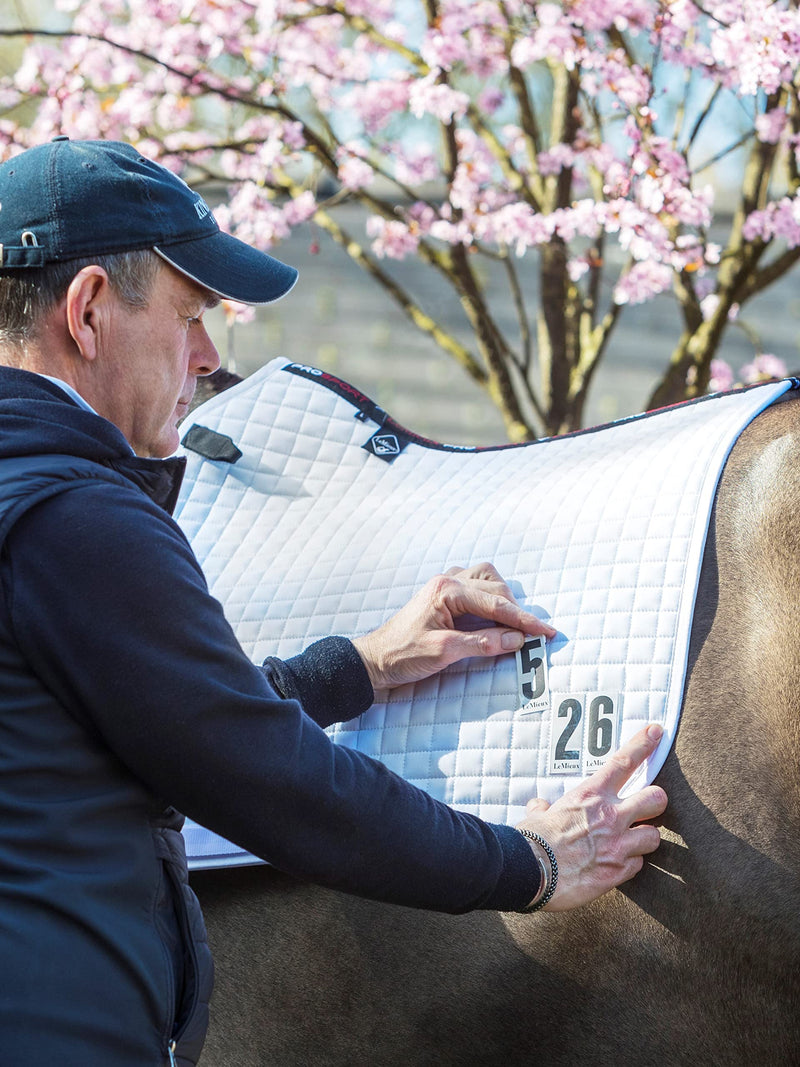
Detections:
352,562,557,691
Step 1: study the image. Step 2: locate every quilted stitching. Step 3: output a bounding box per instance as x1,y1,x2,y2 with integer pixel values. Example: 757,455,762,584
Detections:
175,360,791,868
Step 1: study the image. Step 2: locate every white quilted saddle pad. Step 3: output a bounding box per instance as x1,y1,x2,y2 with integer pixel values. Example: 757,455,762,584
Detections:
175,359,792,869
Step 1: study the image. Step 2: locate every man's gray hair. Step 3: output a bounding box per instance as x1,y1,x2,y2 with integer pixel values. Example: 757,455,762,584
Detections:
0,249,162,347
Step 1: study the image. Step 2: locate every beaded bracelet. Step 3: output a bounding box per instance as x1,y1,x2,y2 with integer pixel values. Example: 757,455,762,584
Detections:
517,828,559,912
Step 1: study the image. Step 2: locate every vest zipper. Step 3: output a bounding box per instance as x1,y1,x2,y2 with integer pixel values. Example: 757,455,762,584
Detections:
163,849,204,1059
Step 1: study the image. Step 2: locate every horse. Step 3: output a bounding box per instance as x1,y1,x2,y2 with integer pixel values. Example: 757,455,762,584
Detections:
187,384,800,1066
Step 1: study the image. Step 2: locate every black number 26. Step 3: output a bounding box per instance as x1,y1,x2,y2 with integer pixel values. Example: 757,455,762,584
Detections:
554,695,616,762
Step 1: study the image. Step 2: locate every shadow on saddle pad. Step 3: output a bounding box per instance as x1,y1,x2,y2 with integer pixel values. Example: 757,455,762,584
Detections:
175,359,793,870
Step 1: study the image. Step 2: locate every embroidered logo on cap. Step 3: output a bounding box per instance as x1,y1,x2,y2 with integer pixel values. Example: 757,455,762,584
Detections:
194,198,211,219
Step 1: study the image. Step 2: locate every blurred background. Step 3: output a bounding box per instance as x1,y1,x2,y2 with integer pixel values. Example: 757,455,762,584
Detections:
4,4,800,445
204,202,800,445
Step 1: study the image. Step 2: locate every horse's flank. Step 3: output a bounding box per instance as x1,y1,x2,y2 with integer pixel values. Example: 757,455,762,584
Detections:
192,391,800,1066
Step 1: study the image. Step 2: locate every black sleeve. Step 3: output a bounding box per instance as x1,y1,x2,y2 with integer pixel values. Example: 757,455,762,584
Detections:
1,482,540,913
261,637,374,728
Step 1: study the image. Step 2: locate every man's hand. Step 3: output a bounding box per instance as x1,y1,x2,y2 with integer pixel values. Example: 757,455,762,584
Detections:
517,724,668,911
352,562,557,691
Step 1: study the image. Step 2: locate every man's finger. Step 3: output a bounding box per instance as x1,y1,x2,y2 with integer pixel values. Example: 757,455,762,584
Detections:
457,561,504,582
617,784,668,825
440,627,519,658
586,724,664,792
622,823,663,858
445,585,557,639
447,623,555,659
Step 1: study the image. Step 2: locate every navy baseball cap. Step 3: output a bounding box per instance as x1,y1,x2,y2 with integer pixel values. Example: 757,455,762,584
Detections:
0,137,298,305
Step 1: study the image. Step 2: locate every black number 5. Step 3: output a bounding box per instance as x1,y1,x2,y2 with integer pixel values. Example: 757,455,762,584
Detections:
520,638,545,701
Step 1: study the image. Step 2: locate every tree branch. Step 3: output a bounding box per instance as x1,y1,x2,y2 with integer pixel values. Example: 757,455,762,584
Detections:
312,208,489,388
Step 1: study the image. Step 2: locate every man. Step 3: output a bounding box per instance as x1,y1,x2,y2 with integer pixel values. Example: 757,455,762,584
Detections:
0,138,667,1066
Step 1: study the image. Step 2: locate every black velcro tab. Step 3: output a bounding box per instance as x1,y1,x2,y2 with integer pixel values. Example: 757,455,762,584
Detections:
182,425,242,464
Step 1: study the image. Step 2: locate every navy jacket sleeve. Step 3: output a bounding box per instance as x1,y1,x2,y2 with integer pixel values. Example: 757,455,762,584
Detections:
2,480,540,913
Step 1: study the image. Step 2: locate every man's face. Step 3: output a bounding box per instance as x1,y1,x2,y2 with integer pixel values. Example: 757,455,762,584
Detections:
100,264,221,457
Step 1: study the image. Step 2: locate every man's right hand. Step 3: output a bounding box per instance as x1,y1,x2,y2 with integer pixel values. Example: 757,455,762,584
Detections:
517,724,668,911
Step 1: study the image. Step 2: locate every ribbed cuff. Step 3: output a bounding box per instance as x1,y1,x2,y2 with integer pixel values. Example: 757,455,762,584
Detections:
262,636,374,728
479,822,544,912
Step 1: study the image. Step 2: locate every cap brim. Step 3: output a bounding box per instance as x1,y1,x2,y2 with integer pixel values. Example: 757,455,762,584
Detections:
154,230,298,305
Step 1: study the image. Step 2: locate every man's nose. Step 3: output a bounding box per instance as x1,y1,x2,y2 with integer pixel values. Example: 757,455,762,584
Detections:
189,321,222,377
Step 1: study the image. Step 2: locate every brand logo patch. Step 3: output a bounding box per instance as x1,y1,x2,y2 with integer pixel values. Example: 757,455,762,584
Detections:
362,428,409,462
194,198,211,219
371,434,401,456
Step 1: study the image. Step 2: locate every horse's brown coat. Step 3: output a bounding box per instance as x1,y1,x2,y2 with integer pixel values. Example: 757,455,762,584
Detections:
192,393,800,1066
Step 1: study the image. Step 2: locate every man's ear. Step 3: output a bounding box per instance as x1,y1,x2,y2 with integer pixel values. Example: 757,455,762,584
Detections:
64,265,111,362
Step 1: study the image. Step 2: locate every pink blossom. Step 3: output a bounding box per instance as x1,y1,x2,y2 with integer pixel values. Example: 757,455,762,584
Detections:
337,152,374,191
221,299,256,327
755,107,788,145
586,52,651,108
512,4,583,70
383,20,407,43
477,202,554,253
344,0,397,19
448,128,501,211
700,293,720,321
420,23,470,72
613,261,673,305
705,244,722,265
537,143,575,176
656,0,700,57
667,183,713,229
0,87,21,114
155,93,194,131
283,191,317,226
393,144,440,186
405,202,437,233
221,185,292,249
743,196,800,247
742,208,774,243
636,173,665,214
429,217,474,245
14,45,60,95
708,359,735,393
365,216,420,259
7,0,800,344
709,0,800,95
552,200,603,242
647,138,689,184
570,0,652,33
417,0,507,78
408,72,469,124
740,353,789,383
568,257,591,282
478,87,506,115
342,77,411,134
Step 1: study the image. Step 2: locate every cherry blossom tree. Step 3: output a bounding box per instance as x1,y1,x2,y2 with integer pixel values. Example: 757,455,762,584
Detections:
0,0,798,437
